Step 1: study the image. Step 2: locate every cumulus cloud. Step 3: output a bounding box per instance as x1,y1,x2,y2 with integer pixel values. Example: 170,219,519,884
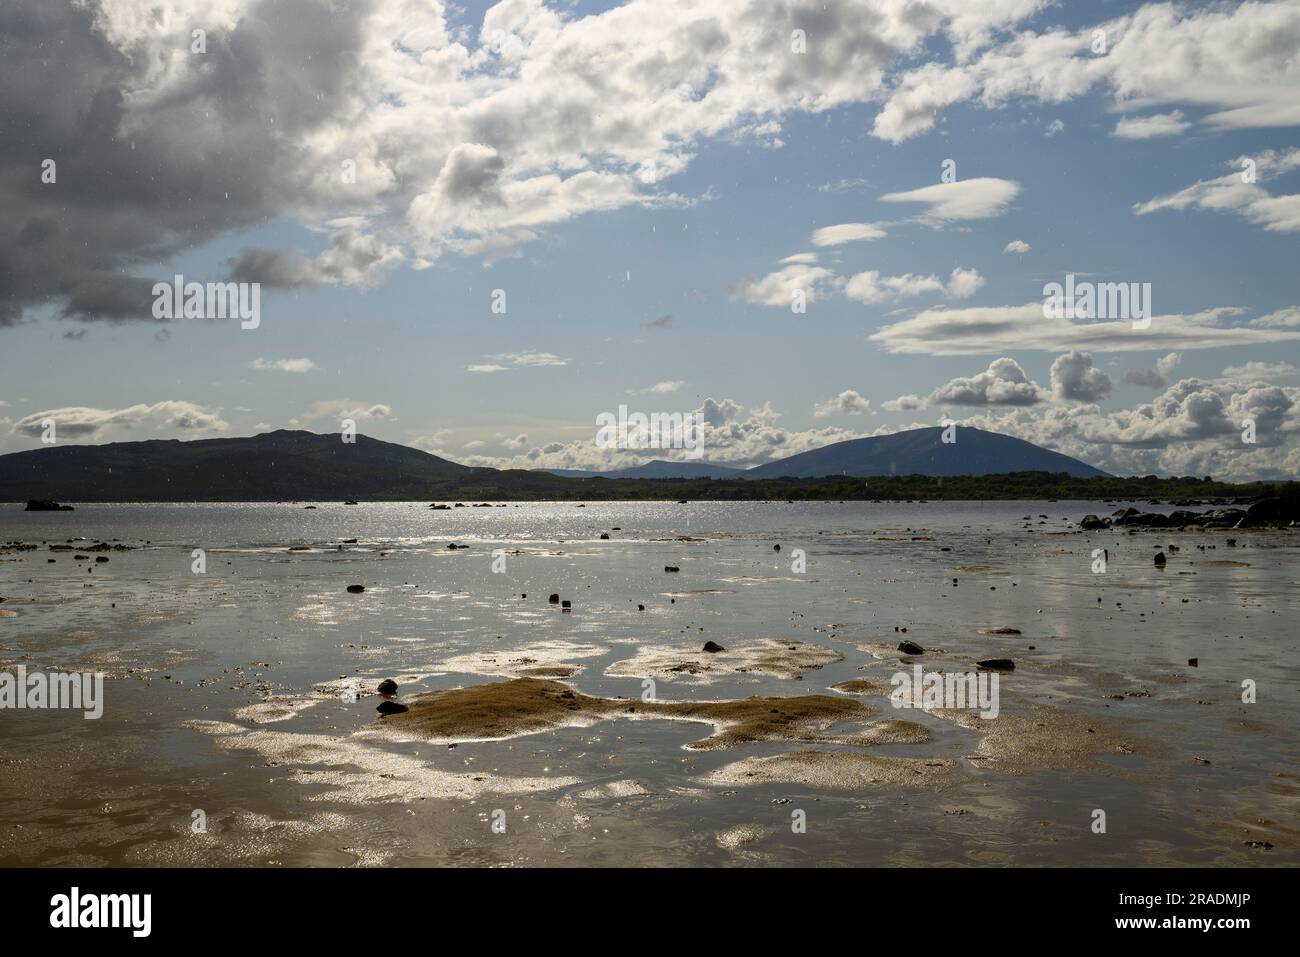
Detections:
882,393,929,412
1045,119,1065,137
1123,352,1181,388
844,266,983,305
729,264,837,307
879,178,1021,222
933,358,1047,407
11,0,1048,327
810,223,886,246
12,401,228,440
1004,239,1031,254
1051,350,1112,403
814,390,871,417
646,380,684,394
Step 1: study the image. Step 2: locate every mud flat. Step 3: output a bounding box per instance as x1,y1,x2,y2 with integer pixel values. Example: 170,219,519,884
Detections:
380,676,868,750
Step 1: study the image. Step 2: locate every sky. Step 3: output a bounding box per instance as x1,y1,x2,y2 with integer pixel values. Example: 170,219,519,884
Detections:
2,0,1300,480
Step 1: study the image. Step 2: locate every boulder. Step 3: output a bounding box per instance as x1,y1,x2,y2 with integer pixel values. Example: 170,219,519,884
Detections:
25,500,74,511
976,658,1015,671
377,678,398,695
376,701,409,716
1079,514,1108,530
1247,497,1300,523
346,584,365,593
1153,552,1167,567
702,641,726,653
897,640,925,655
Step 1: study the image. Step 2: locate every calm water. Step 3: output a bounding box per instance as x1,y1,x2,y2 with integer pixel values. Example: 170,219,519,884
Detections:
2,501,1297,866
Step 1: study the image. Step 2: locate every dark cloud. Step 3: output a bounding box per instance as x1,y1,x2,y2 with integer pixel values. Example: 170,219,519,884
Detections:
0,0,371,324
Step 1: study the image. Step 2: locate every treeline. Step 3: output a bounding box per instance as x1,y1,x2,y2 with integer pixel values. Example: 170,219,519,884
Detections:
445,471,1300,503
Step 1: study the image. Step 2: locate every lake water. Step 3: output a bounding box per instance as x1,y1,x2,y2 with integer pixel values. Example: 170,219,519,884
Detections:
2,501,1296,866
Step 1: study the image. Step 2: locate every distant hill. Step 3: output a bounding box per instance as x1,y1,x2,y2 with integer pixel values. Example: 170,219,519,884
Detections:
745,426,1109,479
542,460,747,480
0,426,1111,502
0,430,549,502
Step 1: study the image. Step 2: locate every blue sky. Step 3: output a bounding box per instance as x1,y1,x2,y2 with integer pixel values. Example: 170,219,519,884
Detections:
2,0,1299,479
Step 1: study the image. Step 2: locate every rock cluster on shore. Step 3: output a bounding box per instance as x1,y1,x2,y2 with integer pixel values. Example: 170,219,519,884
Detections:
1079,497,1300,531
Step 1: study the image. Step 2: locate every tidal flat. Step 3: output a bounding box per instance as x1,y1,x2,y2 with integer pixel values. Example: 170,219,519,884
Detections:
1,500,1296,867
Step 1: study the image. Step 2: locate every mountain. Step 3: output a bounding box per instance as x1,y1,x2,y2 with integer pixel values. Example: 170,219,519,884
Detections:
0,430,567,502
744,426,1109,479
542,460,747,480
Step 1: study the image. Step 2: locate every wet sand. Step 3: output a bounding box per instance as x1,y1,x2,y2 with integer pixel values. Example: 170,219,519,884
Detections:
1,500,1297,866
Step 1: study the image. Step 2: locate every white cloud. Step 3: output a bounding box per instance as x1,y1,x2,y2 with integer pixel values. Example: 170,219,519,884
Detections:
1112,110,1191,139
882,394,928,412
879,178,1021,221
933,357,1047,407
814,390,872,417
1134,149,1300,233
729,264,837,308
1051,350,1112,403
468,351,568,372
1045,119,1065,137
870,2,1300,144
810,223,886,247
250,357,317,373
845,266,983,304
1221,361,1300,381
1004,239,1031,254
870,302,1300,354
300,400,392,424
647,380,684,394
945,266,985,299
12,401,228,440
1251,306,1300,328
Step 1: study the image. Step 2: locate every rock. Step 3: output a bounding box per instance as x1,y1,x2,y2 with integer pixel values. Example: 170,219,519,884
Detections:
976,658,1015,671
25,500,74,512
549,593,560,604
897,640,925,655
773,544,781,552
1247,496,1300,523
1153,552,1167,567
664,565,680,573
95,556,109,563
346,584,365,593
376,701,409,716
377,678,398,695
344,501,358,505
561,600,572,610
637,604,645,611
600,533,610,539
1079,514,1108,530
702,641,726,653
1187,657,1198,667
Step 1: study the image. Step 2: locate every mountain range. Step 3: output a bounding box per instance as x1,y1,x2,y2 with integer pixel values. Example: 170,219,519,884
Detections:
0,426,1108,502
